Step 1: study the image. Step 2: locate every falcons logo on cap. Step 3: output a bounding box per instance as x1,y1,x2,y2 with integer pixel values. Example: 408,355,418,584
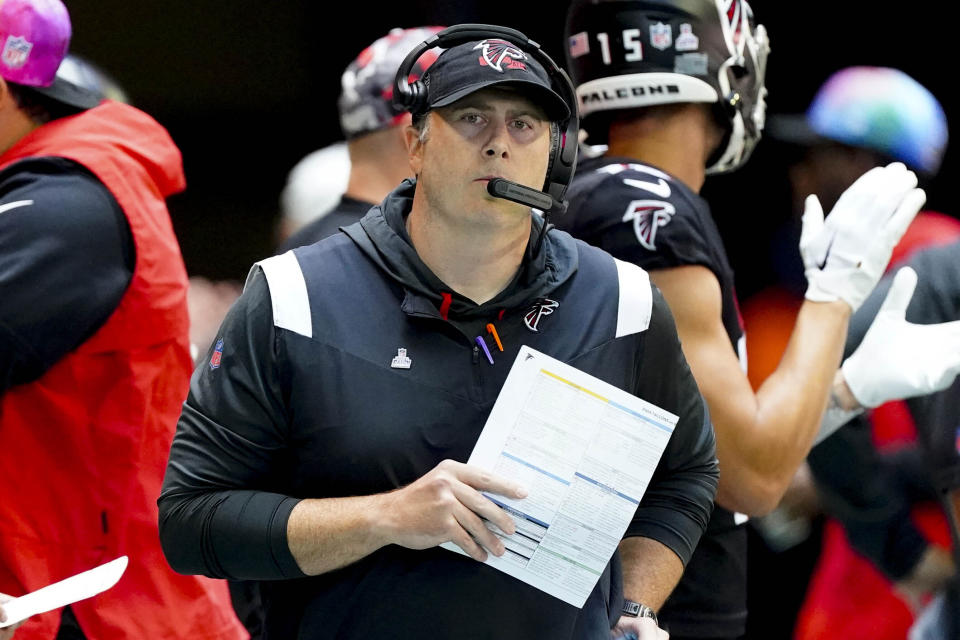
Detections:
474,39,527,72
623,200,677,250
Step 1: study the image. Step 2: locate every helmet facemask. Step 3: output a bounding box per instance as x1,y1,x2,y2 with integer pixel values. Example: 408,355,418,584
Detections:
708,1,770,173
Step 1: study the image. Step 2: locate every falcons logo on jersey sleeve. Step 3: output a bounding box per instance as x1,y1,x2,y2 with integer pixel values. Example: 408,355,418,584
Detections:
623,200,677,250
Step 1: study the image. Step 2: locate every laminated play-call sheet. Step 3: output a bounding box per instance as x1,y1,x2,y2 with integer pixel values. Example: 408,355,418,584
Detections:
441,346,678,607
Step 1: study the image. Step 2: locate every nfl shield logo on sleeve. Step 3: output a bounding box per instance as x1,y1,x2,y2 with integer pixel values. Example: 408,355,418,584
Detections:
209,338,224,370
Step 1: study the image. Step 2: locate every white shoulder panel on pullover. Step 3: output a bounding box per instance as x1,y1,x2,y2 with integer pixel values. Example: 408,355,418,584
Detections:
614,258,652,338
250,251,313,338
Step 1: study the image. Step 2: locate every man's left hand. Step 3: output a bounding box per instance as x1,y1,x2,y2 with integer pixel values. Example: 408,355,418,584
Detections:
611,615,669,640
842,266,960,407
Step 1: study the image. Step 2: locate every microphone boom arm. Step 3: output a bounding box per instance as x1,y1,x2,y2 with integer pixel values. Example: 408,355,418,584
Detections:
486,178,556,212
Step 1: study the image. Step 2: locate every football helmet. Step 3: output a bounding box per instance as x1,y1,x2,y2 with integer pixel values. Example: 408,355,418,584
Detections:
565,0,770,173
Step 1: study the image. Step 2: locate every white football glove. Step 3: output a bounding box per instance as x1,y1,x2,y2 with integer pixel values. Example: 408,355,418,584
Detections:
800,163,926,312
842,267,960,408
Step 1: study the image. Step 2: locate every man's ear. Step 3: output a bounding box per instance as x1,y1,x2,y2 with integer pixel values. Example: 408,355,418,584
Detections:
404,120,426,176
0,77,16,117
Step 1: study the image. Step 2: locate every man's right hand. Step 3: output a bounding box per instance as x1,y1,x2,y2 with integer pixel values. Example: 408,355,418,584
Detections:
379,459,527,562
611,616,669,640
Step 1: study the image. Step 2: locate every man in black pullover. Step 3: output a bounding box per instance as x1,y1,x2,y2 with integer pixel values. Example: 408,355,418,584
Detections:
159,26,718,640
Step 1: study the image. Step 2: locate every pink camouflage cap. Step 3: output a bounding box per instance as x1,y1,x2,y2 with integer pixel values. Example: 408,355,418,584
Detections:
0,0,71,86
338,27,445,139
0,0,99,109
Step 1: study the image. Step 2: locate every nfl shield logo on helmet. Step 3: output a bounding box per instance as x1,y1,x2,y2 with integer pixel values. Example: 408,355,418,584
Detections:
1,36,32,69
650,23,673,51
209,338,224,370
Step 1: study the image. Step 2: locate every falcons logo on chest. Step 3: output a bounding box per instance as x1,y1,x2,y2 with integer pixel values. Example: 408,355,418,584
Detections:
623,200,677,250
524,298,559,332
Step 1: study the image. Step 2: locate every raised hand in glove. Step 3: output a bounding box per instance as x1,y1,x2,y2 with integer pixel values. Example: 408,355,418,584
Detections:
843,267,960,408
800,162,926,312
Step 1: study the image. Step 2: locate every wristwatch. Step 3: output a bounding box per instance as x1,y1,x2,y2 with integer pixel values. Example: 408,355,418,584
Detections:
622,599,658,626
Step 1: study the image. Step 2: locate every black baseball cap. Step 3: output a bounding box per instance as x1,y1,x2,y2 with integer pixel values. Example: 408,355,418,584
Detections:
418,39,570,121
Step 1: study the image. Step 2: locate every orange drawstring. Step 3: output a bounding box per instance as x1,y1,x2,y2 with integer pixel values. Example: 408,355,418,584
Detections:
486,323,503,352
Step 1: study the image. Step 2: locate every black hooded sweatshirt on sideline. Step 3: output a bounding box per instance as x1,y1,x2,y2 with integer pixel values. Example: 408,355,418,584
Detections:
159,179,718,639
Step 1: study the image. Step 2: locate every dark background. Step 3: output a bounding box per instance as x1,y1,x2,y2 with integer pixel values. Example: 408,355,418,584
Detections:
65,1,960,297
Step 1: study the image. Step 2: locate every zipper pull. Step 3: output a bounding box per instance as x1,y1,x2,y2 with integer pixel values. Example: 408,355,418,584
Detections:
475,336,494,365
472,345,479,364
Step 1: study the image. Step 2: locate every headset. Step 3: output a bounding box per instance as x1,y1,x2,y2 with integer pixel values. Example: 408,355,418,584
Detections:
393,24,580,219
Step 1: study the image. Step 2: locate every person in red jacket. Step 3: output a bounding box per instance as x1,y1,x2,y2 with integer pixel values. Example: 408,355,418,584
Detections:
0,1,247,639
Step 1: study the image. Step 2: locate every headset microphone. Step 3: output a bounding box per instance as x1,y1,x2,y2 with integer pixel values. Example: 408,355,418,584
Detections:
486,178,555,212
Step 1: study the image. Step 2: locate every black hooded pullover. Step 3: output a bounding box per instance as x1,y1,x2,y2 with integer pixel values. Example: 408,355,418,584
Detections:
159,180,718,639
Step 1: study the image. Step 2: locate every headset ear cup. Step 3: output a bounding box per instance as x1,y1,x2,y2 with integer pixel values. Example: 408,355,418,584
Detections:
542,65,579,208
404,80,433,118
393,38,433,113
543,122,560,191
544,118,578,211
561,120,579,169
408,80,426,114
396,79,416,112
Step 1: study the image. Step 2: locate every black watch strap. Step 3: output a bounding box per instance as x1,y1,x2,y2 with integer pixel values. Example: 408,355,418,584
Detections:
622,599,658,625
